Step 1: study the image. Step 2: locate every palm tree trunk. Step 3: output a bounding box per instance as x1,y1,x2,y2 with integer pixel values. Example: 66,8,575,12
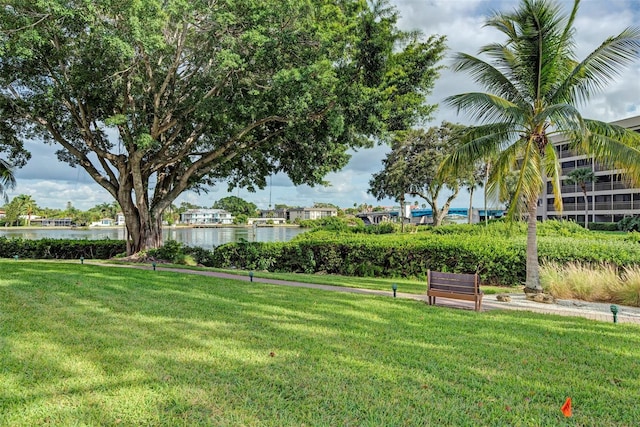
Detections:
468,187,474,224
524,200,542,293
484,160,490,226
583,188,589,230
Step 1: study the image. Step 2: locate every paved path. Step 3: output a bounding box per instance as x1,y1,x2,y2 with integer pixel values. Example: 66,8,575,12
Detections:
98,263,640,325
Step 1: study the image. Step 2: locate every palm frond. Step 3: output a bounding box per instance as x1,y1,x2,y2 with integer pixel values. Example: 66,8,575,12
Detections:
439,122,519,179
551,27,640,105
448,53,527,106
0,158,16,189
445,92,526,124
578,119,640,185
532,103,585,136
514,139,545,210
543,142,563,213
486,139,523,206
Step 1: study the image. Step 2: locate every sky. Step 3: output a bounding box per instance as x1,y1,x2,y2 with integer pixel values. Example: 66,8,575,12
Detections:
6,0,640,211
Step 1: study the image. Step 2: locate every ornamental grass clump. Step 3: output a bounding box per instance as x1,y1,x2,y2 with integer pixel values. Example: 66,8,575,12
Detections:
541,262,640,306
618,266,640,306
541,262,619,301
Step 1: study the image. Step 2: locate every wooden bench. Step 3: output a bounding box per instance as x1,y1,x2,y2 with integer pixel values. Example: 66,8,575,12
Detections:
427,270,483,311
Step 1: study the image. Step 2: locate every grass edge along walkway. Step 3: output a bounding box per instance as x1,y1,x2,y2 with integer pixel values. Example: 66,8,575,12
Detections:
94,262,640,324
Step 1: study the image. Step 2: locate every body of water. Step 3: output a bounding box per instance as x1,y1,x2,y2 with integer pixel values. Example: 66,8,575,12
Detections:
0,226,307,250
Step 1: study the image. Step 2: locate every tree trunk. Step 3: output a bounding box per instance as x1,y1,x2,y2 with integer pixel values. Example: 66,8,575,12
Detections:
119,195,164,255
582,186,589,229
524,200,542,292
125,214,163,255
468,187,474,224
484,160,490,226
431,200,443,226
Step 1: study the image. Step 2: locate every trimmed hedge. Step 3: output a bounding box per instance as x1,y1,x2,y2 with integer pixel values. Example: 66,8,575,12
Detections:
211,228,640,286
588,222,618,232
0,237,126,259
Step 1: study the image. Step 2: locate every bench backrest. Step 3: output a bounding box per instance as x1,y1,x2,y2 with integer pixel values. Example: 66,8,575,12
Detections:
428,271,479,295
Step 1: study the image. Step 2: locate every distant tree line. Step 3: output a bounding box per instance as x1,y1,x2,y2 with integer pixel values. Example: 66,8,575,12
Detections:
1,195,390,226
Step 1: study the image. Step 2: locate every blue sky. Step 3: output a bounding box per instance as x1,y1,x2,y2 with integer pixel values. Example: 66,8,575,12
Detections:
7,0,640,211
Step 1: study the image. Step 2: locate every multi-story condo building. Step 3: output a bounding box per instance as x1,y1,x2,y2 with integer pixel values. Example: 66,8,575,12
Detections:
540,115,640,223
180,209,233,225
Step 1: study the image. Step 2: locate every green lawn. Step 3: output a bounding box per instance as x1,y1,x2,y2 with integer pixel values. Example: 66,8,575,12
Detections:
102,261,509,295
1,260,638,426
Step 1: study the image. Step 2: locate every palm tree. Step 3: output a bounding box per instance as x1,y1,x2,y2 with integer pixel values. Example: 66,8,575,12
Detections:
14,194,37,226
461,163,484,224
441,0,640,292
0,158,16,203
565,167,596,229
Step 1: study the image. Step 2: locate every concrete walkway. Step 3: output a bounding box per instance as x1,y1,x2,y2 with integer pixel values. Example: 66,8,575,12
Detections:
101,263,640,325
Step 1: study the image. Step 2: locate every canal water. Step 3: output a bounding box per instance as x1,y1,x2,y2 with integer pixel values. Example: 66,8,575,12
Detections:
0,226,307,250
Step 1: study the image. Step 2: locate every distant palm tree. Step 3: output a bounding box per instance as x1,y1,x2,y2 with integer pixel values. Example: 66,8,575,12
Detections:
441,0,640,292
0,158,16,203
461,163,484,224
14,194,37,226
565,167,596,229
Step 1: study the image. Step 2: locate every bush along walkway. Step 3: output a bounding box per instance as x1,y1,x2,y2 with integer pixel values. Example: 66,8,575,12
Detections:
99,263,640,325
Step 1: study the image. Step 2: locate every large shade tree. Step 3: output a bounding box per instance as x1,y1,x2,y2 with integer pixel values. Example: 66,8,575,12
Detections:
0,0,445,254
441,0,640,292
369,123,466,226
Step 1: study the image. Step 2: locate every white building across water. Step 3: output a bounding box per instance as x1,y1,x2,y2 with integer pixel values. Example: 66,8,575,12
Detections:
179,209,233,225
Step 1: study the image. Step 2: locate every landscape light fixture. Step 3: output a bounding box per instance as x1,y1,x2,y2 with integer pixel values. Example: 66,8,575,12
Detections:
80,256,84,264
392,283,398,298
13,255,18,261
249,271,254,282
610,304,619,323
152,262,157,271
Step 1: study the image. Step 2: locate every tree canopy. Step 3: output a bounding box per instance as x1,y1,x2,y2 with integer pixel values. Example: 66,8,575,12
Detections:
441,0,640,291
369,123,467,226
0,0,446,254
212,196,257,217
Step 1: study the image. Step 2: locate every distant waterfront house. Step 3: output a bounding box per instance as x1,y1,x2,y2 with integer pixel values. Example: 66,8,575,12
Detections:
90,218,114,227
115,212,125,226
180,209,233,225
267,207,338,222
40,218,73,227
247,217,287,225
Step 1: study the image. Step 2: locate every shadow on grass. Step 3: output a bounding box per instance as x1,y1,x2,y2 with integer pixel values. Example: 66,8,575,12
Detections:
1,261,640,425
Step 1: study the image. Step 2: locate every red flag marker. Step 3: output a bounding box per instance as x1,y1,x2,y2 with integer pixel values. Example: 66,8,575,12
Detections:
561,397,572,417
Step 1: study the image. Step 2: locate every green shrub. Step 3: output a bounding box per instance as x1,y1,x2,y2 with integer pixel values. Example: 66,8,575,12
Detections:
0,237,126,259
618,216,640,232
298,216,363,230
148,240,185,263
183,246,216,266
211,226,640,286
588,222,618,231
351,222,399,234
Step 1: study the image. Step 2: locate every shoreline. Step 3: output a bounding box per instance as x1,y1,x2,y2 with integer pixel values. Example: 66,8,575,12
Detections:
1,224,302,231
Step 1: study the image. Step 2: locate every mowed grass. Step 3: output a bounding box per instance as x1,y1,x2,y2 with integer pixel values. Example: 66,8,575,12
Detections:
1,261,639,426
103,261,508,295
